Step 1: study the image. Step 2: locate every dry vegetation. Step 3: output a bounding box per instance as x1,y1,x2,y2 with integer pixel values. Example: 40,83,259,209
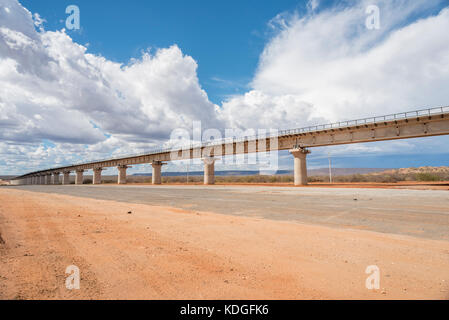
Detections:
8,167,445,185
128,166,449,184
331,166,449,183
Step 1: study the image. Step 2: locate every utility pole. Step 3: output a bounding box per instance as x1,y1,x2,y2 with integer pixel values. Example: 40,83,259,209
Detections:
186,162,190,184
328,152,333,184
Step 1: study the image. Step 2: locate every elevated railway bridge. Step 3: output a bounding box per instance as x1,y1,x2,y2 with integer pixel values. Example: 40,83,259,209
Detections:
11,106,449,186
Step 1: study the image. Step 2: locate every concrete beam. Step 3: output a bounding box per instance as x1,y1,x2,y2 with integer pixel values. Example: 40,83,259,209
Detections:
93,168,103,185
117,165,129,185
203,157,216,185
151,162,166,185
63,171,71,185
290,148,310,186
75,170,84,185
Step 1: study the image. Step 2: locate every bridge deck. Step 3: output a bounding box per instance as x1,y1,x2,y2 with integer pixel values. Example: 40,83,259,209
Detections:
13,106,449,179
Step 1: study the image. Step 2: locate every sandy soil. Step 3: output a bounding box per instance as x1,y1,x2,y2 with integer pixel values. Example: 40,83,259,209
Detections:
113,181,449,191
0,188,448,300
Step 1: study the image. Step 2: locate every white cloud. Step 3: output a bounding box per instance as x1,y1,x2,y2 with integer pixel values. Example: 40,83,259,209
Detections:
0,0,222,174
307,0,319,12
245,0,449,121
219,90,324,130
220,0,449,156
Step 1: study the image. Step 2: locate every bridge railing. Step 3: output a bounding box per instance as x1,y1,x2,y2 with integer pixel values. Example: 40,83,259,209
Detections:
21,106,449,176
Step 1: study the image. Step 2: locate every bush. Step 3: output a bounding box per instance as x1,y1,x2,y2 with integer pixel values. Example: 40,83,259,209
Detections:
415,173,440,182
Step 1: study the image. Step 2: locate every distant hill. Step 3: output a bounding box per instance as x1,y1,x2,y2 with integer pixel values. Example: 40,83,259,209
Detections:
371,166,449,176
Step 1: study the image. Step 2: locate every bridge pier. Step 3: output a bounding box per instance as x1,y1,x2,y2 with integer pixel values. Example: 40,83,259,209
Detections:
63,171,71,185
75,170,84,185
93,168,103,185
53,172,60,185
117,165,129,185
45,174,52,185
151,162,166,185
203,157,216,185
290,148,311,186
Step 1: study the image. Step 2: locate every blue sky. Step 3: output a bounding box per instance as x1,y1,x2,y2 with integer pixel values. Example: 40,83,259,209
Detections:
1,0,449,175
21,0,311,104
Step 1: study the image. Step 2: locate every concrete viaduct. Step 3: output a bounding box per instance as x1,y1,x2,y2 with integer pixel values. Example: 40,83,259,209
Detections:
11,106,449,186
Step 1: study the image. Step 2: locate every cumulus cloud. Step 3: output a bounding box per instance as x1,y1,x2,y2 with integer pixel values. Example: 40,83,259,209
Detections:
219,0,449,156
245,0,449,121
0,0,222,173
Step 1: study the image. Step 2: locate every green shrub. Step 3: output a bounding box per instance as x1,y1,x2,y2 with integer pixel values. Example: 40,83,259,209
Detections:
415,173,440,181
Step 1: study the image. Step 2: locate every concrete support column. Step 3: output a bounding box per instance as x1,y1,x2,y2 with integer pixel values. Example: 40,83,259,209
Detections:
75,170,84,185
93,168,103,185
63,171,71,185
203,157,216,185
151,162,166,185
45,174,52,185
53,172,60,185
289,148,311,186
117,165,129,185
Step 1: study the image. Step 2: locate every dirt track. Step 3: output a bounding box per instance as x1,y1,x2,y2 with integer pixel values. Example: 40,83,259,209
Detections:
0,188,448,299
